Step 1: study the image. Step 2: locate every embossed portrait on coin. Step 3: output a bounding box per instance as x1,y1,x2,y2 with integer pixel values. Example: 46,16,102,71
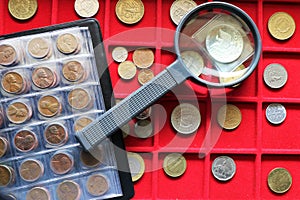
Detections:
40,99,59,113
35,68,52,87
0,47,15,64
5,74,22,92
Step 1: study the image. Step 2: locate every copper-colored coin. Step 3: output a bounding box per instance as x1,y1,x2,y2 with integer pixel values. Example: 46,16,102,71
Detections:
50,152,74,174
138,69,154,85
86,174,109,196
56,33,79,55
7,101,32,124
26,187,51,200
0,112,4,127
217,104,242,130
14,130,37,152
74,117,93,132
0,137,8,158
28,38,51,59
2,71,25,94
68,88,91,110
32,67,56,89
19,159,44,182
62,61,85,82
80,149,101,168
38,95,61,117
0,165,15,187
8,0,38,20
133,48,154,68
56,180,81,200
44,123,68,146
0,44,17,66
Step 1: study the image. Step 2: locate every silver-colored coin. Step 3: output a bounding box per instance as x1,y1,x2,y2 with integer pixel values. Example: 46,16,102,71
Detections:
263,63,288,89
170,0,197,25
112,47,128,63
136,107,151,120
74,0,99,18
134,119,153,138
212,156,236,181
206,24,244,63
181,50,204,77
171,103,201,134
266,103,286,125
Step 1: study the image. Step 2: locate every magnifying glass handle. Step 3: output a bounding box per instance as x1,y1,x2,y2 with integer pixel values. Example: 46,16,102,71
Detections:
76,60,186,153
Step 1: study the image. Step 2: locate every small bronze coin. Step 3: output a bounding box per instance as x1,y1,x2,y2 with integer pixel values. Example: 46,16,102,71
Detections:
0,136,8,158
8,0,38,20
26,187,51,200
62,60,85,82
0,165,15,187
0,44,17,66
74,117,93,132
163,153,187,178
19,159,44,182
68,88,91,110
268,167,292,194
32,67,56,89
44,123,68,146
7,101,32,124
56,33,79,55
2,71,25,94
14,130,37,152
217,104,242,130
132,48,154,69
56,180,81,200
28,37,51,59
86,174,109,196
137,69,154,85
38,95,61,117
80,149,101,168
50,152,74,175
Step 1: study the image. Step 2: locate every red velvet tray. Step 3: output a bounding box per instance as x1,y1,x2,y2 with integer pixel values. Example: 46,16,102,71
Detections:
1,0,300,199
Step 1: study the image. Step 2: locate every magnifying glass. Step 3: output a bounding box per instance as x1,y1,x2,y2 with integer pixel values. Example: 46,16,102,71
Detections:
76,1,261,157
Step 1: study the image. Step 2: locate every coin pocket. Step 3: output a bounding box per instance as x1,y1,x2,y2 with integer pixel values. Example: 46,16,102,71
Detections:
0,39,24,67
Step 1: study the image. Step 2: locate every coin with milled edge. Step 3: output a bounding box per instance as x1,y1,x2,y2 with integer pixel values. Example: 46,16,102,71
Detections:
268,12,295,40
170,0,197,25
68,88,92,110
127,152,145,182
7,101,32,124
28,37,51,59
206,24,244,63
19,159,44,182
138,69,154,85
62,60,85,82
74,0,99,18
0,137,8,158
263,63,288,89
133,48,154,69
86,174,109,196
0,165,15,187
116,0,144,24
44,123,68,146
56,33,80,55
181,50,204,77
80,149,102,167
266,103,286,125
56,180,81,200
2,71,25,94
0,44,17,66
163,153,187,178
112,46,128,63
212,156,236,181
118,61,137,80
26,187,51,200
38,95,61,117
134,119,153,138
50,152,74,175
217,104,242,130
14,130,37,152
171,103,201,134
32,67,56,89
268,167,292,194
74,117,93,132
8,0,38,20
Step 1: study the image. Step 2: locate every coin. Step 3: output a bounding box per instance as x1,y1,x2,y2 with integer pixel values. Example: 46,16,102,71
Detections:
0,165,15,187
219,64,246,87
28,37,51,59
56,180,81,200
181,50,204,77
268,12,295,40
133,48,154,69
136,106,151,120
74,117,93,132
127,152,145,182
212,156,236,181
115,0,144,24
268,167,292,194
7,101,32,124
266,103,286,125
134,119,153,138
26,187,51,200
44,123,68,146
263,63,288,89
170,0,197,25
68,88,92,110
112,46,128,63
118,61,137,80
0,137,8,158
2,71,25,94
38,95,61,117
86,174,109,196
163,153,187,178
138,69,154,85
217,104,242,130
62,60,85,82
32,67,56,89
50,152,74,175
206,24,244,63
56,33,80,55
5,194,17,200
171,103,201,134
74,0,99,18
8,0,38,20
0,44,17,66
19,159,44,182
14,130,37,152
80,149,101,168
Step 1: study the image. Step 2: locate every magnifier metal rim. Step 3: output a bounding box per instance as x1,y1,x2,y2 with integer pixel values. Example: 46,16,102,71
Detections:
174,1,262,87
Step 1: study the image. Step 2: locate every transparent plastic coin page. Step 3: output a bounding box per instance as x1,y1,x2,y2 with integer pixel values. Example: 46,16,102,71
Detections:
0,27,123,199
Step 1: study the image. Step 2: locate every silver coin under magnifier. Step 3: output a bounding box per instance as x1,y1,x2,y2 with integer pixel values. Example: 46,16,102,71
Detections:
181,50,204,77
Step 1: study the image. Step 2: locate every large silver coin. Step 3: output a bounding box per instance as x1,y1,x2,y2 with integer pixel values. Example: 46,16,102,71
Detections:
263,63,288,89
212,156,236,181
266,103,286,125
170,0,197,25
171,103,201,134
206,24,244,63
181,50,204,77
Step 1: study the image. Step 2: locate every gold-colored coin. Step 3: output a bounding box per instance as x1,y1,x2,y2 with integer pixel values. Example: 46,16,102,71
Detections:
268,12,296,40
268,167,292,194
7,101,32,124
118,61,137,80
116,0,144,24
133,48,154,69
170,0,197,25
163,153,186,178
217,104,242,130
219,64,246,87
8,0,38,20
74,117,93,132
56,33,80,55
138,69,154,85
127,152,145,182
